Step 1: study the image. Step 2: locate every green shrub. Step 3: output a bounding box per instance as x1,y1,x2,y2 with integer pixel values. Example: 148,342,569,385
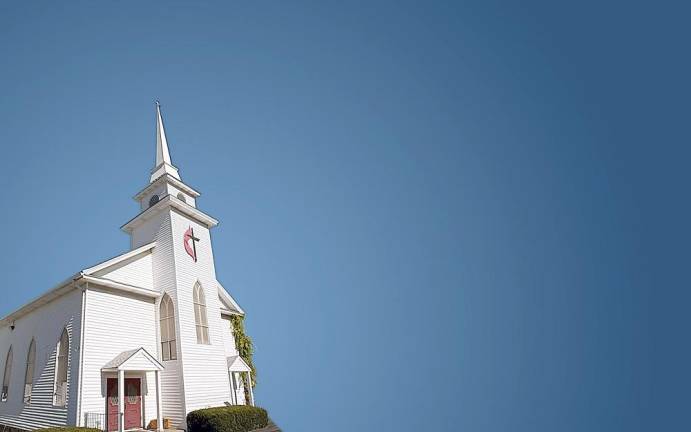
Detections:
187,406,268,432
35,428,101,432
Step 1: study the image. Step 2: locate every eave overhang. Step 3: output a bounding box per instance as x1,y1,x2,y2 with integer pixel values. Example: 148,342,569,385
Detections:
227,355,252,373
218,282,245,316
82,275,160,299
0,274,157,327
133,173,201,201
121,194,218,234
0,273,83,327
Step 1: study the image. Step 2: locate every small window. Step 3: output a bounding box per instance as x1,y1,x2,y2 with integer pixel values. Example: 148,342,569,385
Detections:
177,193,187,203
149,194,160,208
2,346,13,402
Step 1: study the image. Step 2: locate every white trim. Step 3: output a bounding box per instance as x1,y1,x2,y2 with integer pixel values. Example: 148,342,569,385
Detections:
220,309,241,317
217,282,245,316
0,274,83,326
102,347,164,372
82,275,160,299
133,173,201,201
121,194,218,233
226,356,251,373
75,285,87,425
0,243,159,327
155,370,163,432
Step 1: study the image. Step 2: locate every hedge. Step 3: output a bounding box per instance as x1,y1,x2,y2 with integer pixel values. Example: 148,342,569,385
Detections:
187,406,268,432
35,429,101,432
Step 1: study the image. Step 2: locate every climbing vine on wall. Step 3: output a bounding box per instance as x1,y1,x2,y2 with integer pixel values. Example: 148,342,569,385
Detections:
229,314,257,394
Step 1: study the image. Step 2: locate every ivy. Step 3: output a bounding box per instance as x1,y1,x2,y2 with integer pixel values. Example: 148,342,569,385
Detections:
229,314,257,396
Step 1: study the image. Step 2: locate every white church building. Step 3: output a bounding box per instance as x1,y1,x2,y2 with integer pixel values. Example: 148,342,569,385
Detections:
0,104,255,432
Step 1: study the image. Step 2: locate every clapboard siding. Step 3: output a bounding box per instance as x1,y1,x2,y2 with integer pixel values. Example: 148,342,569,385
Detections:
0,288,83,430
169,211,233,413
78,286,157,428
149,213,186,428
160,359,183,427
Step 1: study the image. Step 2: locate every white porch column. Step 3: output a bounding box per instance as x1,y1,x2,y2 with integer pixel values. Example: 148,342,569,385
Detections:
246,372,255,407
229,373,236,405
118,369,125,432
155,370,163,432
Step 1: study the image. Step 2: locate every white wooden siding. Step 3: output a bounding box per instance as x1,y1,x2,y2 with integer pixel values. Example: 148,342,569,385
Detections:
78,286,158,428
160,359,183,427
0,288,83,430
169,211,233,413
148,213,186,428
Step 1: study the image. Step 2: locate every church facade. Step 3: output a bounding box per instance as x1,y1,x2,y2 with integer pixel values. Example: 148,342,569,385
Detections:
0,105,254,432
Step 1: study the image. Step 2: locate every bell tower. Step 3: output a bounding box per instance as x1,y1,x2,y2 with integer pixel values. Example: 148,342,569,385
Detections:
120,103,233,426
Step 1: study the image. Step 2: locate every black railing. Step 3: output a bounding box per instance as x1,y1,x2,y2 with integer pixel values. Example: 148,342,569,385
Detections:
84,412,106,431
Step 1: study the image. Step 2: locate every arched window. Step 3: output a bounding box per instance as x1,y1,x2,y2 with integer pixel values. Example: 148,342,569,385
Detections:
2,346,12,402
53,328,69,406
177,193,187,203
23,339,35,404
149,194,160,208
193,283,209,344
159,294,177,361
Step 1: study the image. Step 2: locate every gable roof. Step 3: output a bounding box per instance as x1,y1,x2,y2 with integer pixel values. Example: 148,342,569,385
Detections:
226,355,251,372
0,244,159,327
1,243,244,328
102,347,163,371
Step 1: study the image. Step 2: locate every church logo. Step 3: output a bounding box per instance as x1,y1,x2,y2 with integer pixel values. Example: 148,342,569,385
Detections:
183,226,200,262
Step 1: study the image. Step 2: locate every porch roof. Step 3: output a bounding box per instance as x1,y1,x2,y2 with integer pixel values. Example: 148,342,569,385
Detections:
227,355,252,373
102,347,164,372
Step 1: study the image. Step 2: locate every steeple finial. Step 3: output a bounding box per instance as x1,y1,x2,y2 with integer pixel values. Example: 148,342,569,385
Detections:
150,101,181,182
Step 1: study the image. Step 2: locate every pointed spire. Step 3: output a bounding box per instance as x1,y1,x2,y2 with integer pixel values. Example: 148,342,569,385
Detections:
155,101,172,166
150,101,181,182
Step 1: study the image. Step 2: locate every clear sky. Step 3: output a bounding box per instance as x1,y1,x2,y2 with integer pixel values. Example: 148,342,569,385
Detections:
0,1,689,431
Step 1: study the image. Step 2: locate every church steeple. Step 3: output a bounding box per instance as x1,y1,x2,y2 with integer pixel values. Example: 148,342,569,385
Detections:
125,103,213,247
151,102,181,182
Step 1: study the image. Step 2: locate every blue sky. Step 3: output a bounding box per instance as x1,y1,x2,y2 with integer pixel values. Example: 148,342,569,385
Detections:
1,1,689,431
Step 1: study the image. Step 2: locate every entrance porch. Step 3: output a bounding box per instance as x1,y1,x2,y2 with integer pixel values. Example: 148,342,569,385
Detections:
101,348,164,432
226,356,254,407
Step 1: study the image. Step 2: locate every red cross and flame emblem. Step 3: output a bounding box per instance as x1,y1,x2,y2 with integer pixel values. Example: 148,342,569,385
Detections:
183,226,200,262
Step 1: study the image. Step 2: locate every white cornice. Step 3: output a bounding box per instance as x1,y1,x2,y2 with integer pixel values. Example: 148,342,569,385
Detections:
0,273,83,327
0,274,158,327
218,281,245,315
81,275,160,299
121,194,218,234
133,174,201,201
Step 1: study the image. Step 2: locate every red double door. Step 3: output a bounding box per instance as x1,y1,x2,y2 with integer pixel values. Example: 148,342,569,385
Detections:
107,378,142,431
